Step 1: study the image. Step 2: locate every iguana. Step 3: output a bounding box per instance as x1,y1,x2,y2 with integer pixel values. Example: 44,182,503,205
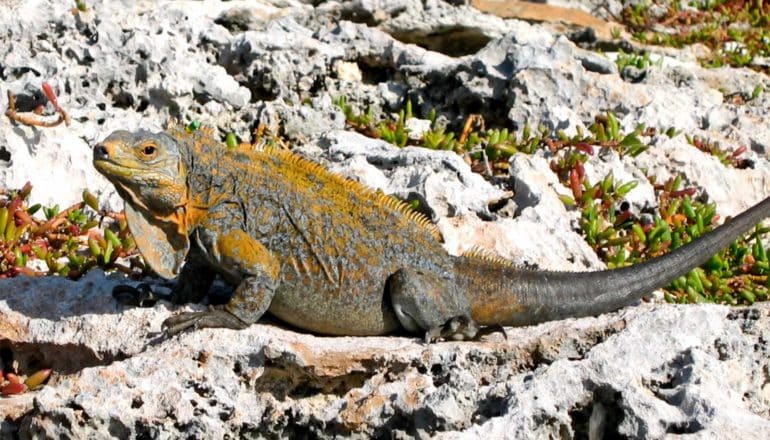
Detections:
93,125,770,340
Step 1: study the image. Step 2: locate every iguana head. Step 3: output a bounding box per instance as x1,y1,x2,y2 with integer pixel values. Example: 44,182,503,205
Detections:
93,130,191,278
93,130,188,213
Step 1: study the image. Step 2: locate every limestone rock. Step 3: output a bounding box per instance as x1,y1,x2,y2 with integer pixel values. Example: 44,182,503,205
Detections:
2,0,770,437
2,272,770,438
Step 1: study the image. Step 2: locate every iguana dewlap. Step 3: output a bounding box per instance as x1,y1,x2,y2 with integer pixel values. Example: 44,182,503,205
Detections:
93,125,770,340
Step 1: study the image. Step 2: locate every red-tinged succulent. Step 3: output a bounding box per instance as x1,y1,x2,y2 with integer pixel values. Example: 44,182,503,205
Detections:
4,372,21,385
0,183,140,279
41,82,62,113
0,382,26,396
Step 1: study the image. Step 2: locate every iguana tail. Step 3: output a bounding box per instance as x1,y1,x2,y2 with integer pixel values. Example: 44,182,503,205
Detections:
460,196,770,327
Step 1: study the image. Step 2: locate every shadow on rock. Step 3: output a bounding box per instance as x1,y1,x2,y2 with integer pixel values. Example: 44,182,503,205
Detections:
0,269,142,320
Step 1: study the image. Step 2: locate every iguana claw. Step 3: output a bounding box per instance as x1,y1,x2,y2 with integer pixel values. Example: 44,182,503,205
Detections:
112,283,172,307
162,306,249,335
424,315,507,343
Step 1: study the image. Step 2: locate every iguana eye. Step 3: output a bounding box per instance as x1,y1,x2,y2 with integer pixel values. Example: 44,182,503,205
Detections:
141,145,156,156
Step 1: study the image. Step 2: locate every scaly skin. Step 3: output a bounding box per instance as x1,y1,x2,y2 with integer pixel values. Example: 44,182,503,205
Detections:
93,125,770,339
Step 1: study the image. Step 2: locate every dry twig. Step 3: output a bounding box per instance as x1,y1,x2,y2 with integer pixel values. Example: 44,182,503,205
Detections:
4,86,71,128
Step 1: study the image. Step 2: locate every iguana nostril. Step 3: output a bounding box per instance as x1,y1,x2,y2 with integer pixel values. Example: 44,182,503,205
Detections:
94,144,109,158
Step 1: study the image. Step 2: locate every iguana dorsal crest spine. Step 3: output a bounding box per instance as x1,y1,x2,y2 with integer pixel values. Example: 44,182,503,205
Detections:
257,145,444,242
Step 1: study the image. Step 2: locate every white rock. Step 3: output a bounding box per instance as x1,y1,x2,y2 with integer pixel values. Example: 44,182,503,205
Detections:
3,272,770,438
2,0,770,437
310,130,506,219
404,117,433,140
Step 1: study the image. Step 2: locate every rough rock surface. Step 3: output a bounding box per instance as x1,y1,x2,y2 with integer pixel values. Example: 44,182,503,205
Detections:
2,0,770,437
3,271,770,438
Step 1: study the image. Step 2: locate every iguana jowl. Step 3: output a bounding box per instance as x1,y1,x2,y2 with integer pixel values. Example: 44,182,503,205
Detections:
93,126,770,340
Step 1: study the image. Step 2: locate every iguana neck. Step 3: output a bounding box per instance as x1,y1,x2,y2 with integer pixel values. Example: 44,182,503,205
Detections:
170,127,233,232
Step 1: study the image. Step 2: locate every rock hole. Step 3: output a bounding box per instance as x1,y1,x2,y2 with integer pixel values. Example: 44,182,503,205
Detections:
105,81,135,109
192,90,212,106
568,386,625,439
66,401,89,426
0,340,127,376
219,405,234,421
357,56,399,85
568,27,598,46
136,97,149,112
666,420,703,434
412,406,442,433
10,90,45,112
735,158,754,169
81,53,95,66
339,8,385,27
253,358,372,400
134,421,158,440
10,66,41,78
487,196,512,213
135,64,148,83
185,380,214,398
388,27,493,57
243,79,278,103
430,363,450,387
107,418,130,438
214,9,255,32
371,413,415,438
620,66,647,83
471,393,507,424
112,91,134,109
0,145,11,163
77,21,99,45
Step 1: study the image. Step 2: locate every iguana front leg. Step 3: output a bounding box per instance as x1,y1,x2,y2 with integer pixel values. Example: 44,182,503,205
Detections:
112,243,216,307
170,243,217,303
163,228,281,334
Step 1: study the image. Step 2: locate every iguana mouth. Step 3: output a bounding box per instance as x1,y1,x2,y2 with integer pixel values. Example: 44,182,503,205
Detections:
93,143,136,177
93,151,159,213
93,159,148,187
92,156,125,171
93,145,161,181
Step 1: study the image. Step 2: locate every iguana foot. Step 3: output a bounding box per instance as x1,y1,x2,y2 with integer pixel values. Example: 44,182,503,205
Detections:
112,283,173,307
424,315,507,343
162,306,249,335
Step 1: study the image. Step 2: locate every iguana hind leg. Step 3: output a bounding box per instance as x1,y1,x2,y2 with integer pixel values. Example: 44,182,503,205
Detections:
389,268,501,342
163,228,281,335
